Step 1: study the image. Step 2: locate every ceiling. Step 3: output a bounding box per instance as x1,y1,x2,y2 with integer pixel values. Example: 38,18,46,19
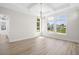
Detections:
0,3,79,16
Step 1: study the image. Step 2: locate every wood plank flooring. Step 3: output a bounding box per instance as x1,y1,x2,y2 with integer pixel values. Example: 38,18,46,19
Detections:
1,36,79,55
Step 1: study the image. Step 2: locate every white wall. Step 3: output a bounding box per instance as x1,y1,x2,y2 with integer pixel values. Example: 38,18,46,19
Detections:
0,7,39,42
42,8,79,43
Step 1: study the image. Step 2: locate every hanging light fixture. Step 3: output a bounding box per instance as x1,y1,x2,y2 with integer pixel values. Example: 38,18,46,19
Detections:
40,3,42,36
40,3,42,19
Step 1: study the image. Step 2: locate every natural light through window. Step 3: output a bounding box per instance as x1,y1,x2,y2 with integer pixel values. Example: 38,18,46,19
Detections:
37,17,40,32
47,16,67,33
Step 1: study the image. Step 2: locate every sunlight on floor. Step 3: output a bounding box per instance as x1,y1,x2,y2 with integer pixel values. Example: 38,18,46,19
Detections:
38,36,45,39
35,36,45,43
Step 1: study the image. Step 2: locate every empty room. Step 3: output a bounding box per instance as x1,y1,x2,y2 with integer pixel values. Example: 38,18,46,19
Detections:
0,3,79,55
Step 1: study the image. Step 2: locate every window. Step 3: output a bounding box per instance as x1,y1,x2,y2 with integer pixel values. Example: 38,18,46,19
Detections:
47,17,55,32
37,17,40,32
47,16,67,33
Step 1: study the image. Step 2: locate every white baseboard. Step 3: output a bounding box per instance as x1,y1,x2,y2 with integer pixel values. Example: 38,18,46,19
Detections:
9,34,40,42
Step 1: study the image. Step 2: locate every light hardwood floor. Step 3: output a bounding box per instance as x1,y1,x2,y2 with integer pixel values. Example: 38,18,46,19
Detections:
1,36,79,55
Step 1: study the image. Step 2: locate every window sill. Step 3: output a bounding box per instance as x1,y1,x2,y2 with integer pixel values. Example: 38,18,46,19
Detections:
47,31,67,35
